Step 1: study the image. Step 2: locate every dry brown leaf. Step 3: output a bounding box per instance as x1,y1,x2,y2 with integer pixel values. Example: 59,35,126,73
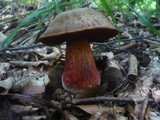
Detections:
145,56,160,77
10,105,39,115
99,107,117,120
0,62,10,80
151,89,160,104
77,104,102,115
63,105,91,119
36,47,62,60
12,67,49,95
0,77,14,94
9,93,44,106
78,105,126,120
89,107,118,120
126,99,149,120
120,75,153,100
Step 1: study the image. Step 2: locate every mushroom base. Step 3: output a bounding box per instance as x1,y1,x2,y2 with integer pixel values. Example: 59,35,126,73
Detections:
62,39,100,93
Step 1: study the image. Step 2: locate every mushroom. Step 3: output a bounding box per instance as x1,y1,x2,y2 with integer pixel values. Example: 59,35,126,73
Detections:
39,8,118,93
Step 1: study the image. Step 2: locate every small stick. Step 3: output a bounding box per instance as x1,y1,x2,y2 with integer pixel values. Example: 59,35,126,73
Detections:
0,43,45,52
9,60,51,67
113,41,141,54
72,96,154,105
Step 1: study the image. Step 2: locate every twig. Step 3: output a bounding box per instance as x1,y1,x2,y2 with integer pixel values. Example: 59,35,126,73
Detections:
94,37,160,46
113,41,142,54
72,96,155,105
0,43,45,52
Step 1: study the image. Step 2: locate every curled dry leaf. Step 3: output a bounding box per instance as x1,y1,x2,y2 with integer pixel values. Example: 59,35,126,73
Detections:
100,52,114,60
37,47,62,60
12,67,49,95
34,47,48,55
0,62,10,80
0,32,7,47
145,56,160,77
22,75,48,95
151,89,160,104
0,77,14,94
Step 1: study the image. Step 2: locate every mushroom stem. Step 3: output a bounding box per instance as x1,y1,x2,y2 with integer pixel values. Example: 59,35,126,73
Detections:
62,39,100,93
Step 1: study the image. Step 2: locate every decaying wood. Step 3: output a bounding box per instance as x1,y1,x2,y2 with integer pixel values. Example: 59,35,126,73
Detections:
127,53,139,83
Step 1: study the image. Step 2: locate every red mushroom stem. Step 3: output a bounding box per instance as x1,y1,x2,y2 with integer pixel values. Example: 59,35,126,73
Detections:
62,39,100,93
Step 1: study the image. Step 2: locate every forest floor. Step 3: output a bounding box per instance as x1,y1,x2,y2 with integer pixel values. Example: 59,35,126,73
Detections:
0,2,160,120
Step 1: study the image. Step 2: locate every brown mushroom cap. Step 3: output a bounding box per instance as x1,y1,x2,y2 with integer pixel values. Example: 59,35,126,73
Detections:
39,8,118,46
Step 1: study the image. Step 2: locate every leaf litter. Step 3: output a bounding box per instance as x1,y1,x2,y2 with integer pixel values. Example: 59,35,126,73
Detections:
0,2,160,120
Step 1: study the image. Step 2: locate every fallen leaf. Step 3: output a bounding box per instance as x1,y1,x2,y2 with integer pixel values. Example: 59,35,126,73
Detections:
126,99,149,120
0,62,10,80
151,89,160,104
10,105,39,115
12,67,49,95
0,77,14,94
64,105,91,119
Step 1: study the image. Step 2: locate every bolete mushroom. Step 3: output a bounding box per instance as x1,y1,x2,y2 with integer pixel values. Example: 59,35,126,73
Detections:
39,8,118,93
